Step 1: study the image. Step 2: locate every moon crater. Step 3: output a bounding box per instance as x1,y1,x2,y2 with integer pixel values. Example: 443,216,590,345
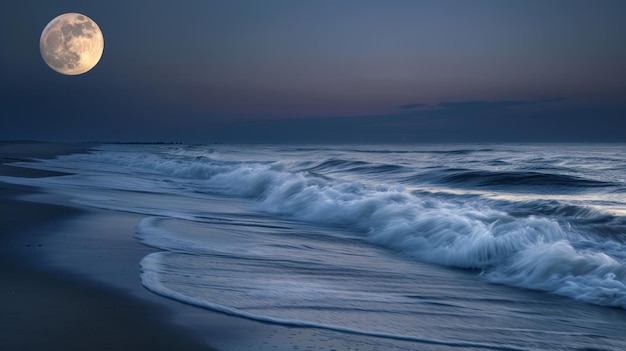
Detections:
40,13,104,75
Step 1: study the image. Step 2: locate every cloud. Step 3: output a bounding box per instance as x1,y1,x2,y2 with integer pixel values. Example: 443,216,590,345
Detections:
397,97,565,114
435,97,565,112
398,103,427,110
437,100,526,112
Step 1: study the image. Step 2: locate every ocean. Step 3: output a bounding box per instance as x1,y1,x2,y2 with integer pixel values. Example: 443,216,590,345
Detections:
5,143,626,350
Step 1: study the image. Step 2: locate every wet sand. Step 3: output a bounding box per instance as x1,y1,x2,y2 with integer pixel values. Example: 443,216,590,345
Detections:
0,142,212,350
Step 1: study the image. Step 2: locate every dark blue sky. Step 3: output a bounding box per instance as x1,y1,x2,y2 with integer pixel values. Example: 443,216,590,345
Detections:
1,0,625,143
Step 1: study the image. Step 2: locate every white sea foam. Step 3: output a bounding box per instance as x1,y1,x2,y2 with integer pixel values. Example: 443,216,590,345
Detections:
487,241,626,307
139,252,527,351
257,175,626,307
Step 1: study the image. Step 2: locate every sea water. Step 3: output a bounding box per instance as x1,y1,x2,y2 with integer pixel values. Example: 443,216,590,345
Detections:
6,143,626,350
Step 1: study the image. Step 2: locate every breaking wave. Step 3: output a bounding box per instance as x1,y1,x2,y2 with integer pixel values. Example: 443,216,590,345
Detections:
57,146,626,309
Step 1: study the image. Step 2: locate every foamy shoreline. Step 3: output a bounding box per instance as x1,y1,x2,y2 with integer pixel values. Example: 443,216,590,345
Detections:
0,142,367,351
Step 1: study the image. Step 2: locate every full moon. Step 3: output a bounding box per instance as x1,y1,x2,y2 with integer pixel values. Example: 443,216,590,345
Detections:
40,13,104,75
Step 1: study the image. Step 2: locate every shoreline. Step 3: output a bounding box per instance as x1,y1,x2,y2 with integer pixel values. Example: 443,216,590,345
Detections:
0,141,460,351
0,142,350,351
0,142,212,350
2,141,626,350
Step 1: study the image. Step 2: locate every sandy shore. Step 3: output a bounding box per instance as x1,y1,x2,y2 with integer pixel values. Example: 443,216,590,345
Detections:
0,142,212,350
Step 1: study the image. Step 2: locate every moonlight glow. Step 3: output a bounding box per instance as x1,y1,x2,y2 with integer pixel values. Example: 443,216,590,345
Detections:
40,13,104,75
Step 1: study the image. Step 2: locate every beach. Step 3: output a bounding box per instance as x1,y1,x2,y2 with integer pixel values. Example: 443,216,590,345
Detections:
0,142,214,350
0,142,397,351
2,141,626,351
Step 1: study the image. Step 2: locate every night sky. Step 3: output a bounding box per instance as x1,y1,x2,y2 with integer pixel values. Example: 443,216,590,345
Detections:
1,0,625,143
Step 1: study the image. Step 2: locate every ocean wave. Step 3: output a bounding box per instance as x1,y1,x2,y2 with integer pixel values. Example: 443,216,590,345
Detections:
165,154,626,308
343,148,496,155
499,200,626,238
424,169,613,192
56,147,626,309
486,241,626,308
302,158,406,175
